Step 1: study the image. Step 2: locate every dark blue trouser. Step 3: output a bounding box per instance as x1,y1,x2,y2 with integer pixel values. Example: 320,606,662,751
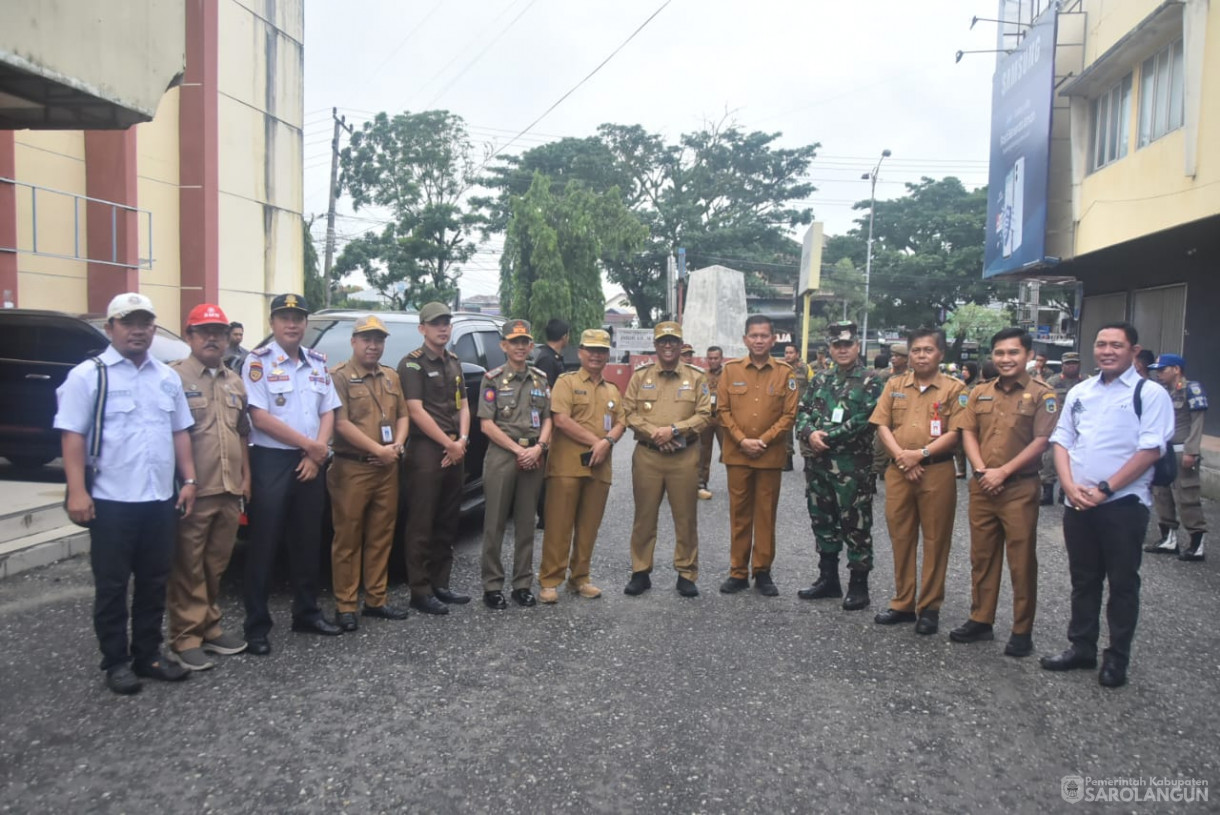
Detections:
1063,496,1149,666
243,447,326,639
89,498,177,671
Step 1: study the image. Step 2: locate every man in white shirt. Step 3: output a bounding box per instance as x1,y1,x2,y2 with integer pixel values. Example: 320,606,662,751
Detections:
55,292,198,695
1041,322,1174,688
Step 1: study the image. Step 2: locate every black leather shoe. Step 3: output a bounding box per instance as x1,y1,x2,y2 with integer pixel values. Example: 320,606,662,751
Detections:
105,665,142,695
132,657,190,682
511,588,537,607
362,604,409,620
291,617,343,636
434,587,471,605
842,571,870,611
949,619,994,643
797,575,842,600
719,577,750,594
246,637,271,656
1039,647,1098,671
754,571,779,597
335,611,359,632
483,591,508,610
1098,659,1128,688
915,610,939,635
1004,633,1034,657
410,594,450,615
676,576,699,597
624,571,652,596
874,608,917,625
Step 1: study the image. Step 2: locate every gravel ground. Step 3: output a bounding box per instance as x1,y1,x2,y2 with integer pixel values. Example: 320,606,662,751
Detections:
2,453,1218,813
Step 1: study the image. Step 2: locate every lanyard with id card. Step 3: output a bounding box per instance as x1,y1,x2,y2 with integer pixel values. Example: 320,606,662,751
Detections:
605,398,616,433
930,402,943,437
831,403,845,424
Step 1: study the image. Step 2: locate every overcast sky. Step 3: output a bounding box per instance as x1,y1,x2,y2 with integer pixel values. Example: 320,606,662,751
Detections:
302,0,1002,297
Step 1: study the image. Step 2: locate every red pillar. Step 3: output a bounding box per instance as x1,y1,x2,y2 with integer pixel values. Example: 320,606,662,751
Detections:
0,131,16,306
179,0,220,318
84,130,140,314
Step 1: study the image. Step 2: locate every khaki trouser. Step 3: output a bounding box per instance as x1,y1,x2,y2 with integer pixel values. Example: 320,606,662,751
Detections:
629,443,700,580
1153,451,1208,535
328,457,398,613
539,475,610,588
168,493,242,651
698,425,723,488
884,461,957,613
481,444,544,591
967,476,1039,634
726,465,782,579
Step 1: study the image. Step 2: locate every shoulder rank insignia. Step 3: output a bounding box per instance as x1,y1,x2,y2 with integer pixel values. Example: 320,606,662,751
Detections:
250,346,272,357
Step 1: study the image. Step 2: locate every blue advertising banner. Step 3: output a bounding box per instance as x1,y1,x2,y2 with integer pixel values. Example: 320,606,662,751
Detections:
983,7,1058,278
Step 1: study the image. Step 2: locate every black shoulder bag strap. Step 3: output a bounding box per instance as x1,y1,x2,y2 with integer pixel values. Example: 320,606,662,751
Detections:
87,357,108,463
1134,377,1178,486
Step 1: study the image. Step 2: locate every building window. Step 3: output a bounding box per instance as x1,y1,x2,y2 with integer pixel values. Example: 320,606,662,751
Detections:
1138,39,1185,147
1090,74,1132,172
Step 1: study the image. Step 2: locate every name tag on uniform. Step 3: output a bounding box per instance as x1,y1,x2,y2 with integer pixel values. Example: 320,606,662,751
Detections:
604,413,612,432
930,419,942,437
427,371,439,377
531,409,541,429
381,423,393,443
831,406,844,423
184,390,203,399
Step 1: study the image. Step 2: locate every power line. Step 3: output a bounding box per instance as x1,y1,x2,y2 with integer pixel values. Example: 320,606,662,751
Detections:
370,0,446,76
424,0,541,108
466,0,674,185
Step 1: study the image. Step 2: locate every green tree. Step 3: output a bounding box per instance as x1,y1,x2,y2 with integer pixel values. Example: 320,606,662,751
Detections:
824,177,1009,332
943,302,1013,344
303,217,325,308
500,172,645,335
483,119,819,326
335,110,484,310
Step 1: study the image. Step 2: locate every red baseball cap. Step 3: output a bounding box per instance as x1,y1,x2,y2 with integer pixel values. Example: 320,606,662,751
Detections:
186,303,230,328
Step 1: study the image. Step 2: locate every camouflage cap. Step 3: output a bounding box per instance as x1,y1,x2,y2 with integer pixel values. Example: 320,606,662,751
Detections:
889,343,909,356
1061,352,1081,363
828,321,858,342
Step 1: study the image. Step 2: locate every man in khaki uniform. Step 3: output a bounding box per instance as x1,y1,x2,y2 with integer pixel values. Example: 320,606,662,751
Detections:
1146,353,1208,560
329,315,410,631
871,343,908,476
951,328,1056,657
478,319,552,609
717,315,799,597
167,304,251,671
1039,352,1082,504
783,342,811,471
538,329,626,603
869,327,965,635
622,322,712,597
399,301,472,616
697,346,725,500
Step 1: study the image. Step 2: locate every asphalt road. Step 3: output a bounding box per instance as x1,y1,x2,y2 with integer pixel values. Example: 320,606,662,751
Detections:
2,453,1218,813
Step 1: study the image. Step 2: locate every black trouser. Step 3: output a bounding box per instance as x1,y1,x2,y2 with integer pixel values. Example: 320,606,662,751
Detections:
89,498,177,671
403,436,464,596
1062,496,1149,666
243,447,326,638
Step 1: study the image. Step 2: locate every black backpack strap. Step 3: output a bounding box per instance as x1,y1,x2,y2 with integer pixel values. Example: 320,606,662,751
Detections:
87,357,107,460
1134,377,1144,419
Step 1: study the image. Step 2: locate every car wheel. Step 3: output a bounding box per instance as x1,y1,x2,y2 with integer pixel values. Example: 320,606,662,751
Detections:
5,455,55,469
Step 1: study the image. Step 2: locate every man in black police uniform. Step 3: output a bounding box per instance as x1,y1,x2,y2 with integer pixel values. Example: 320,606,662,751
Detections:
242,294,343,654
532,318,569,527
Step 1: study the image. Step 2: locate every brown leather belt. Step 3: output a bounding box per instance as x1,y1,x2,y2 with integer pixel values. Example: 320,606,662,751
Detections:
636,438,690,453
334,451,377,464
893,454,955,469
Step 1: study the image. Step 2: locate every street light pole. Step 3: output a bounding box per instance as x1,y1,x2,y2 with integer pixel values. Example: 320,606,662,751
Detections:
860,148,891,363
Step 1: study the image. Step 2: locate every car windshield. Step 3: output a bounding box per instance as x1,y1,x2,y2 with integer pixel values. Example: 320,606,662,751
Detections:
302,318,424,367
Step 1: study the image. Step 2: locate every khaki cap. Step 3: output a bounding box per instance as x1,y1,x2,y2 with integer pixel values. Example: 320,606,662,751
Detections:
353,314,390,336
579,329,612,349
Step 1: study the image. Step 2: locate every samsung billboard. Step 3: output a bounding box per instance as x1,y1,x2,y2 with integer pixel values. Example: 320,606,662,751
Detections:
983,7,1058,278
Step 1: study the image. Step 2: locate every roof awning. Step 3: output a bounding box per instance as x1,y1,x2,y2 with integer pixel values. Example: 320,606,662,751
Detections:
1059,0,1184,97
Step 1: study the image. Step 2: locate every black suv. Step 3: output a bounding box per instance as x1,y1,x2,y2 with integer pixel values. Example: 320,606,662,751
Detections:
0,309,190,468
296,308,506,513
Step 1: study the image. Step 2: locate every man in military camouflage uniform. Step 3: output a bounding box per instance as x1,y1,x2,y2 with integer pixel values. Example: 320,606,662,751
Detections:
1040,352,1084,504
783,343,811,471
795,322,883,610
1146,353,1208,561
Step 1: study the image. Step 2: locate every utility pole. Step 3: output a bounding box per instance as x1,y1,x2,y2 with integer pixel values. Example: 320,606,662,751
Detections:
323,107,353,307
860,148,891,363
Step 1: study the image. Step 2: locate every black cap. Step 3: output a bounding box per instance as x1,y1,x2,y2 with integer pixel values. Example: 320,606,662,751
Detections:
270,293,309,315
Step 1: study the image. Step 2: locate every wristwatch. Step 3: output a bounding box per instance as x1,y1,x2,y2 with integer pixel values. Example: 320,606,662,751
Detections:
671,424,681,439
181,478,198,486
604,435,617,445
1097,480,1114,496
921,447,931,460
459,434,469,443
540,441,550,453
